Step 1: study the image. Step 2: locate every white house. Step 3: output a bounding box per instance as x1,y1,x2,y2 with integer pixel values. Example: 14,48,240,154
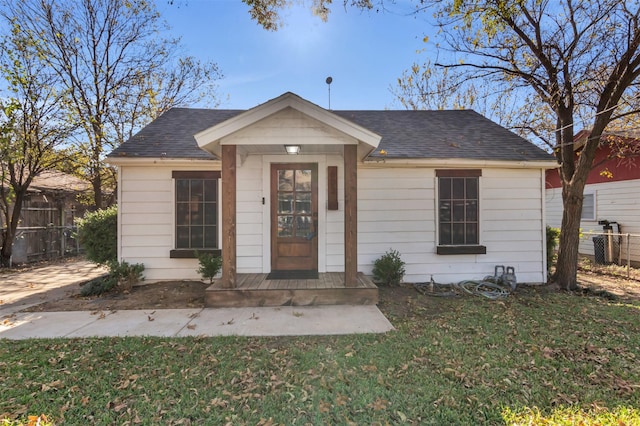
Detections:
107,92,556,306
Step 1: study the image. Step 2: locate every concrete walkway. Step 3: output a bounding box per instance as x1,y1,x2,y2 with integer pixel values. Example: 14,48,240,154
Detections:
1,260,394,340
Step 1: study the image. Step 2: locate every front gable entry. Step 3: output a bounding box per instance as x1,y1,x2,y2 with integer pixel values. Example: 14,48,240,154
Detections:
194,92,381,289
194,92,381,161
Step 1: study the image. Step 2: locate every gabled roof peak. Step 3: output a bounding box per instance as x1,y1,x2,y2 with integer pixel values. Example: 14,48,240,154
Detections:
193,92,382,158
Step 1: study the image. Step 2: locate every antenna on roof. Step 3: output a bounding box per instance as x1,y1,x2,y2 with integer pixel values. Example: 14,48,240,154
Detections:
326,76,333,110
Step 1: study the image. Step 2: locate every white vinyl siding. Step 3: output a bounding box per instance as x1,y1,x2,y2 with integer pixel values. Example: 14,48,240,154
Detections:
546,179,640,263
358,167,545,284
120,162,547,283
236,155,264,273
119,163,220,281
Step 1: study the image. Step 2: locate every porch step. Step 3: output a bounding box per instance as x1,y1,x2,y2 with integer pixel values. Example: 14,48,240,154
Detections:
205,272,378,308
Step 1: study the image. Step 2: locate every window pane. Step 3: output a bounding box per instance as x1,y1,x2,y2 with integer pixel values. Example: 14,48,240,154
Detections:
278,215,293,237
176,180,190,202
581,194,594,220
466,223,478,244
176,226,190,248
190,180,204,200
452,178,465,199
204,203,217,225
176,203,189,226
452,200,465,222
439,178,451,199
295,192,311,213
466,178,478,199
190,202,203,225
440,224,452,245
278,194,294,214
439,200,451,223
190,226,204,248
452,223,466,244
295,170,312,191
296,215,312,236
278,170,294,191
204,226,217,247
466,200,478,221
204,180,217,202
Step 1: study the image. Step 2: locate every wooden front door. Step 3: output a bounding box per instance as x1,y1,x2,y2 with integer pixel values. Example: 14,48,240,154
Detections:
271,163,318,271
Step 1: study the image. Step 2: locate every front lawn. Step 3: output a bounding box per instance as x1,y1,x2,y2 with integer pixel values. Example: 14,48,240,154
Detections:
2,286,639,425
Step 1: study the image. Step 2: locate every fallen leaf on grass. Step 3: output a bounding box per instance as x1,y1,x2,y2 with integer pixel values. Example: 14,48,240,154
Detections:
318,400,332,413
41,380,63,391
367,397,389,411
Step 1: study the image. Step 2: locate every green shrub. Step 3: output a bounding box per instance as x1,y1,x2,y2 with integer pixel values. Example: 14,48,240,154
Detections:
80,261,144,296
546,226,560,273
372,249,406,286
108,260,145,292
196,251,222,284
75,205,117,265
80,275,117,296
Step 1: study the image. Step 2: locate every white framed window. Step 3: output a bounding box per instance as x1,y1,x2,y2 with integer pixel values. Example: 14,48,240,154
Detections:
581,192,596,221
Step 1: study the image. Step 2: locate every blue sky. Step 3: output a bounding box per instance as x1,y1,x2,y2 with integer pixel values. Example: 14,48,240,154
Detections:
157,0,434,110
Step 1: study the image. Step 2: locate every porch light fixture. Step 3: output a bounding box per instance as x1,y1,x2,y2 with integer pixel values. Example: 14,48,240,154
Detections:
284,145,301,155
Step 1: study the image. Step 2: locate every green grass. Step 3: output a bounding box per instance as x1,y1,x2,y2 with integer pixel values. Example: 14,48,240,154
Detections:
2,289,640,425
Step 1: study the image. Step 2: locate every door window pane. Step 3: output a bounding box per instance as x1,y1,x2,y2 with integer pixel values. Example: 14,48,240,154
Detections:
278,170,294,191
295,170,312,191
296,216,312,236
278,215,293,237
295,192,311,214
278,194,294,214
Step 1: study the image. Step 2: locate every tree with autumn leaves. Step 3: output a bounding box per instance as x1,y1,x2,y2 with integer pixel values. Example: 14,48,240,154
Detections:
0,0,221,266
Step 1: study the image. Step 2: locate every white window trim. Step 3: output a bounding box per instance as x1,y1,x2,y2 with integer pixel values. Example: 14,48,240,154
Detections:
581,191,596,221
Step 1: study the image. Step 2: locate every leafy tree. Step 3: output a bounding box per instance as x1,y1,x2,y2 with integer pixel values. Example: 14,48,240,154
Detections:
0,25,73,267
3,0,222,209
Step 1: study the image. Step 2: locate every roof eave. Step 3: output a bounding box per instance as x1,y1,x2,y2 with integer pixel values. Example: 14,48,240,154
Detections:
361,157,559,169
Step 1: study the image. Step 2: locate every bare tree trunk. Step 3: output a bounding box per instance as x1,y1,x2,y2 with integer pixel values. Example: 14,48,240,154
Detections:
552,181,585,290
92,173,103,210
0,190,25,267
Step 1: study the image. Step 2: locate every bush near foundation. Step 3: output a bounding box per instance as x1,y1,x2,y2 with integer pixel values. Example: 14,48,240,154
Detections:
372,249,406,286
75,205,117,265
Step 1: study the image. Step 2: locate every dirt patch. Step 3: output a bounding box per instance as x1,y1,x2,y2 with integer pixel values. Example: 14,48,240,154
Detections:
22,280,209,312
18,270,640,314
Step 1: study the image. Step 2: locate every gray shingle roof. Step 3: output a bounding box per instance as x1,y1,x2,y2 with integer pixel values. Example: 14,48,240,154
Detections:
335,109,553,161
108,107,553,162
108,108,242,160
